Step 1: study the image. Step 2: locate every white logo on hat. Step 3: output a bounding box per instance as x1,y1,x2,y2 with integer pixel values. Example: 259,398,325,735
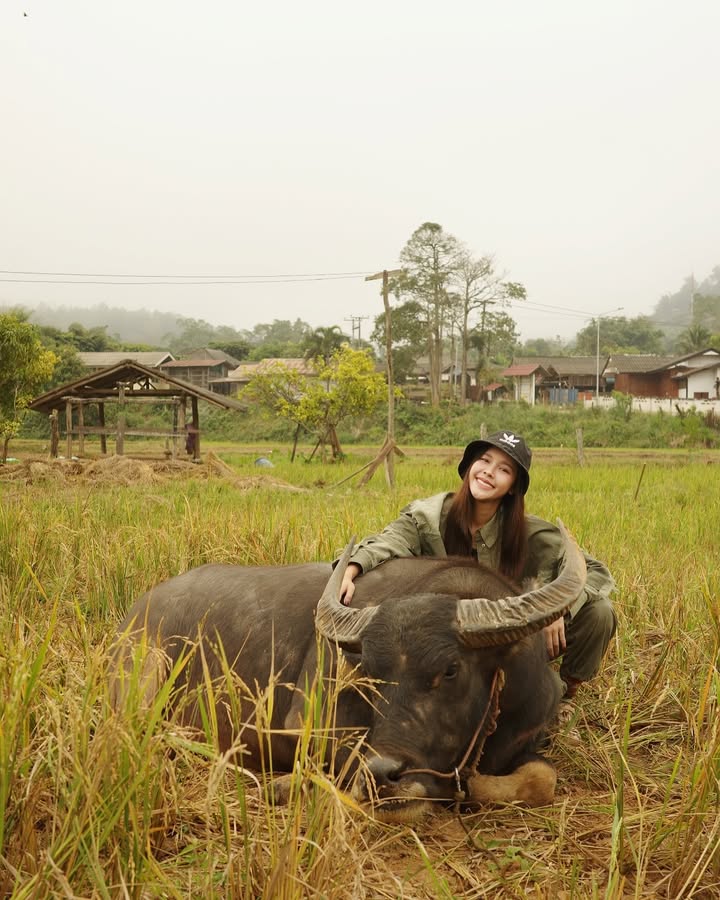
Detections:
499,432,520,447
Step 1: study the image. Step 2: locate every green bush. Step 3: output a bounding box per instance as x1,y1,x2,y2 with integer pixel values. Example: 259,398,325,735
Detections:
20,398,720,450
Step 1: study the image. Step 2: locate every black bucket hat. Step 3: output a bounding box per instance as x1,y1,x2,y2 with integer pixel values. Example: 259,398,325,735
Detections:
457,430,532,495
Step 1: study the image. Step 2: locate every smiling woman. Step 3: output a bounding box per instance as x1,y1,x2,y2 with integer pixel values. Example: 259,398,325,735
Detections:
339,430,617,706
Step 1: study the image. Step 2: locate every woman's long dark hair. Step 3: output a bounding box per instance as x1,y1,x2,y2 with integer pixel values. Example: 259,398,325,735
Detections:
444,464,528,581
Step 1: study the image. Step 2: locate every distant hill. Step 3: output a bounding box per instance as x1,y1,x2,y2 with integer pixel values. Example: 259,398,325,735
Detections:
1,302,187,347
650,266,720,333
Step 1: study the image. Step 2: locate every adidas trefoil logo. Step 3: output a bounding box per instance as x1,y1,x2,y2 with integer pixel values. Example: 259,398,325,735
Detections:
500,432,520,447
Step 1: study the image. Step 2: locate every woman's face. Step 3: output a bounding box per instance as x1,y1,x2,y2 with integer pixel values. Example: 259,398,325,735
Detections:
467,447,518,504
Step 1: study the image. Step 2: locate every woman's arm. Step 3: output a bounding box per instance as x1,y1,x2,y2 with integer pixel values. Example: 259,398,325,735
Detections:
344,508,425,575
525,516,616,657
335,493,452,604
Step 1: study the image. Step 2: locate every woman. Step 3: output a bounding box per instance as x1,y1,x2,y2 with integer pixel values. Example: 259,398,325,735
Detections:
339,430,617,701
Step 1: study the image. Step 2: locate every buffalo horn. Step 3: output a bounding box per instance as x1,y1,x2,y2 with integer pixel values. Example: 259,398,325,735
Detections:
315,538,379,647
455,519,587,647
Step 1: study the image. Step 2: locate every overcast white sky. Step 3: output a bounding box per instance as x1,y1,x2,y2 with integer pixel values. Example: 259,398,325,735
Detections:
2,0,718,342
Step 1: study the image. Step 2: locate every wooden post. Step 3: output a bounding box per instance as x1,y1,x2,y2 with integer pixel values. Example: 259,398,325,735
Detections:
290,422,301,462
77,401,85,457
191,396,200,461
65,399,73,459
178,400,186,450
98,403,107,455
576,427,585,467
116,384,125,455
49,410,59,458
633,462,647,501
172,401,179,459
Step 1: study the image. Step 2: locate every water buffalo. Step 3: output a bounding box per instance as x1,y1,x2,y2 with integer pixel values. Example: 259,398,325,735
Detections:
110,521,586,822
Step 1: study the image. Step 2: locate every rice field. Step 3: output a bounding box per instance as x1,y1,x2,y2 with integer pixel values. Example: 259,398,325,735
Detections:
1,442,719,898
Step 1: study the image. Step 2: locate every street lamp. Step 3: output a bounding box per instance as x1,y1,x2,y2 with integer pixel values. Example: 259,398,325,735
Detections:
595,307,624,401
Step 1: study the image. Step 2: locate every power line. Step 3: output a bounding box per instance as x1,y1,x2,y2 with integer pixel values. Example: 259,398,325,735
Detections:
0,268,372,280
0,267,692,329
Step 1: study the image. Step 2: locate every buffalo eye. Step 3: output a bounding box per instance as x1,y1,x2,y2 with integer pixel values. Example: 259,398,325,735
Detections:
342,650,362,667
444,662,459,681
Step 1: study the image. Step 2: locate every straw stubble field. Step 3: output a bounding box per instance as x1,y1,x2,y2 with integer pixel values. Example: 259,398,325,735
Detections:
0,444,718,898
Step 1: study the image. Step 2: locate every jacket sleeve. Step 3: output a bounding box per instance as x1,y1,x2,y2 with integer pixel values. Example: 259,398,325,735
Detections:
343,505,426,574
525,517,616,618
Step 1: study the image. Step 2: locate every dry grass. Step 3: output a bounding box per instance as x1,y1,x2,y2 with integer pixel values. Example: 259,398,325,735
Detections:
1,444,719,897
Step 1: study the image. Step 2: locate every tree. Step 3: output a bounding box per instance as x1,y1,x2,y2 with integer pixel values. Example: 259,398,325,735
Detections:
469,310,519,380
652,267,720,337
0,313,57,462
370,300,428,382
36,325,86,389
395,222,462,406
677,323,712,353
66,322,120,352
453,252,525,404
301,326,349,365
690,293,720,335
248,339,305,361
244,346,386,460
208,340,251,362
249,318,312,345
573,316,664,355
516,336,570,357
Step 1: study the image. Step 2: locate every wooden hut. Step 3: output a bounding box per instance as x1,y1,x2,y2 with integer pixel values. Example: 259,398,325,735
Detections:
28,360,246,461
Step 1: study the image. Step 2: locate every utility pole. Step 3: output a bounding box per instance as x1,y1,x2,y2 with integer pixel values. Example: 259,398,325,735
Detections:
689,272,695,322
328,268,405,492
344,315,369,346
361,268,403,487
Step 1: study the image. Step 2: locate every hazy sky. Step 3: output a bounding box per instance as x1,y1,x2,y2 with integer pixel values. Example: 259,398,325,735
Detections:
2,0,718,342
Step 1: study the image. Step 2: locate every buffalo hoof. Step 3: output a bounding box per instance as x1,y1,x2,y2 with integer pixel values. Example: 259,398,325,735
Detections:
268,774,295,806
466,760,557,807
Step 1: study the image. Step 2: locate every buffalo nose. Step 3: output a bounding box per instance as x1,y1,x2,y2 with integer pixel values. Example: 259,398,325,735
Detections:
364,756,405,799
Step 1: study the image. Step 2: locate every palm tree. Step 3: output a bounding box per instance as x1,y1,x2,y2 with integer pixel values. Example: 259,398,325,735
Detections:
678,323,711,354
301,326,348,365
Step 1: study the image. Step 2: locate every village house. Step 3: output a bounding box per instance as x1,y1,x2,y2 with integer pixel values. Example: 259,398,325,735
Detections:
213,358,318,396
500,362,555,405
160,349,242,391
604,348,720,399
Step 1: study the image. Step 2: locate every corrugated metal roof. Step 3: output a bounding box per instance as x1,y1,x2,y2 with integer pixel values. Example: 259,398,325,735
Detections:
79,351,174,367
512,356,602,376
605,354,677,374
162,359,229,368
502,363,550,376
166,348,242,366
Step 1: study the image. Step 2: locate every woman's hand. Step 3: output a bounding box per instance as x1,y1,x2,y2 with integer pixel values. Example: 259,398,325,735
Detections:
543,616,566,659
340,563,362,606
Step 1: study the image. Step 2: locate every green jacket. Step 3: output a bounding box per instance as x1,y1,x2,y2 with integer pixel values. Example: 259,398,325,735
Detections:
347,492,615,618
